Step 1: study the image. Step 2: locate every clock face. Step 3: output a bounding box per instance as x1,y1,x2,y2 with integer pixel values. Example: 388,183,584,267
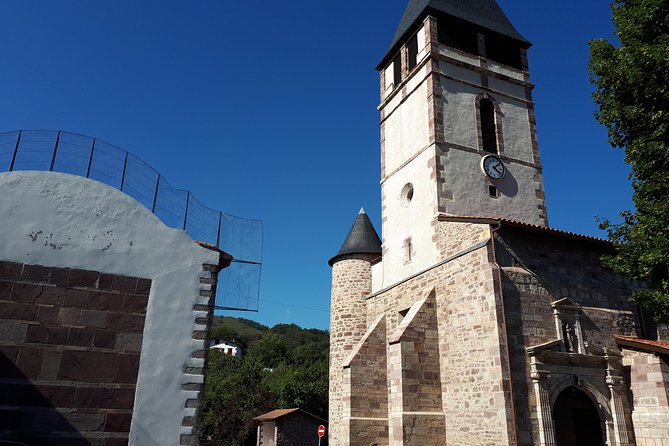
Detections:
481,155,506,180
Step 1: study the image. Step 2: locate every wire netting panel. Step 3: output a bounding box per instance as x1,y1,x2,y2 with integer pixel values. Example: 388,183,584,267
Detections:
185,194,220,247
121,154,160,211
219,214,264,265
52,132,95,177
10,130,58,171
154,178,189,230
0,130,263,312
88,139,126,190
216,262,261,311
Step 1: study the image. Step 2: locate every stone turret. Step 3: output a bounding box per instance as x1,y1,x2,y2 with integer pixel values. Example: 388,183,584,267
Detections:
328,208,381,445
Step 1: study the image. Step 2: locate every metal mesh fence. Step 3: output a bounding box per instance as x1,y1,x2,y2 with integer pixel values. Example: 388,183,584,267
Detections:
0,130,262,311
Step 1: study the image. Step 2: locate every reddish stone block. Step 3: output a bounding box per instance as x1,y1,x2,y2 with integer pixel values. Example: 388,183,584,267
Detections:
67,328,95,347
0,320,28,343
104,413,132,432
135,278,151,295
10,283,43,304
27,325,69,345
58,351,118,383
0,301,36,320
58,307,81,326
107,313,146,333
86,291,115,311
34,286,66,306
0,261,22,280
93,330,117,349
17,347,43,379
80,310,107,328
39,350,62,380
97,274,114,290
111,276,137,293
115,354,140,384
48,267,71,286
37,305,60,324
63,288,90,308
123,295,149,314
69,269,100,288
26,325,49,343
21,264,52,282
74,387,135,409
0,281,12,299
114,333,143,353
104,438,129,446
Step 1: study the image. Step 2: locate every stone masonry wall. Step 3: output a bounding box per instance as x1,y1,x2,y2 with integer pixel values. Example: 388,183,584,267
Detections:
330,254,375,445
387,290,445,445
343,315,388,445
364,220,515,446
0,260,150,446
623,350,669,446
496,227,640,445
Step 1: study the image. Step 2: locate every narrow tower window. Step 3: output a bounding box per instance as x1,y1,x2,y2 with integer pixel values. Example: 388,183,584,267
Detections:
403,238,413,263
407,34,419,71
393,53,403,87
480,98,498,153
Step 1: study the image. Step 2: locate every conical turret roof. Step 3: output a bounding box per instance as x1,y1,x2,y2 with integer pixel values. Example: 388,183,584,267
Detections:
377,0,530,70
329,208,382,266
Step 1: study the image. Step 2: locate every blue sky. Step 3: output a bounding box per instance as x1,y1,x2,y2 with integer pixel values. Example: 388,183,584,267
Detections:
0,1,631,331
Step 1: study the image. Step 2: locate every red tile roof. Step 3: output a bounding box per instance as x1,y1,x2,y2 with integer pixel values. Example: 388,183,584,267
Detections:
615,336,669,355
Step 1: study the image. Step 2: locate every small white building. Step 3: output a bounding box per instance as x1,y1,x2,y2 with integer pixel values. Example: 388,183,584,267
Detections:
209,338,242,357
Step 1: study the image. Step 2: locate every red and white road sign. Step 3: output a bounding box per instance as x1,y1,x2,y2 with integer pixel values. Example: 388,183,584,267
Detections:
318,425,325,438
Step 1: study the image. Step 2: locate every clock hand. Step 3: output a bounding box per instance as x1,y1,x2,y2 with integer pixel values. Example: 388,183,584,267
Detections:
493,164,503,174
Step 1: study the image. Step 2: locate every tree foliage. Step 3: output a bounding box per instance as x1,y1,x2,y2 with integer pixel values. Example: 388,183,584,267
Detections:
199,320,329,445
589,0,669,321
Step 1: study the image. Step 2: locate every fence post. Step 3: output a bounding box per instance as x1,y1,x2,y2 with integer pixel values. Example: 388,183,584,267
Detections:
49,131,61,172
120,152,129,191
9,130,22,171
86,138,96,178
216,212,223,248
152,175,161,213
183,192,191,230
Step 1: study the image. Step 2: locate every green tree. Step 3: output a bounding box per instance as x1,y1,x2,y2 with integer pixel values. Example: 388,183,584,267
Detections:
199,320,330,445
589,0,669,322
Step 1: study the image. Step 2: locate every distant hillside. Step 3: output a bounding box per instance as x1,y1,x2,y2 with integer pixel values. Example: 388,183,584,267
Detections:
210,316,328,353
212,316,268,341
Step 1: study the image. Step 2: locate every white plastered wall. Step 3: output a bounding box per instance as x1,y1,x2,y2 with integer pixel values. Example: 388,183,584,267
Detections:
0,171,218,446
439,63,543,225
382,69,431,176
374,148,438,292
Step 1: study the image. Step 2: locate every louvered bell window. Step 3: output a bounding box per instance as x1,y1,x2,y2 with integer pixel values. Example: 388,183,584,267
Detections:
480,99,498,153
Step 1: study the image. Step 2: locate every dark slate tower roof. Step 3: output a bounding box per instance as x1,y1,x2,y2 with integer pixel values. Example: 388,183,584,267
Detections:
329,208,382,266
377,0,531,69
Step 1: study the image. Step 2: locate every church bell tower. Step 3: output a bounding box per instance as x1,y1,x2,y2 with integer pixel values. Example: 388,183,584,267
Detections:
377,0,548,280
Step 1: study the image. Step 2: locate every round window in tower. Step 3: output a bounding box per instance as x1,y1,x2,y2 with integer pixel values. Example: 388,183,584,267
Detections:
401,183,414,207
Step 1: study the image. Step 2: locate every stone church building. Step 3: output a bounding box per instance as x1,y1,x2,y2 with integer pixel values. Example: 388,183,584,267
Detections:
328,1,669,445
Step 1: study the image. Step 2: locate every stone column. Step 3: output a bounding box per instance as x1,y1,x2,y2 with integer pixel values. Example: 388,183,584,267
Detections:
606,370,631,446
531,362,556,446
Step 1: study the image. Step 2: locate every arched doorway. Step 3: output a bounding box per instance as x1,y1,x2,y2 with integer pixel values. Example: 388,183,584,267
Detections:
554,386,605,446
